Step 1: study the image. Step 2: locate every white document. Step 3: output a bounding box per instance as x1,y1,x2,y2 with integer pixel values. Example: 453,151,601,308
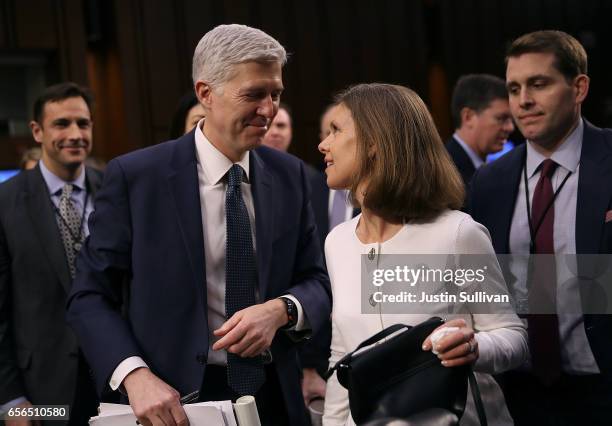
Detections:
90,401,237,426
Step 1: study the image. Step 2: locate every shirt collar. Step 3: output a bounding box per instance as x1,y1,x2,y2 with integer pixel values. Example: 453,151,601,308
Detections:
526,117,583,178
39,158,86,196
194,118,250,185
453,133,484,169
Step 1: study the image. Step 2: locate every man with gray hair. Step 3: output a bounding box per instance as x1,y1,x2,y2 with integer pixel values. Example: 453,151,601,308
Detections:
67,24,331,426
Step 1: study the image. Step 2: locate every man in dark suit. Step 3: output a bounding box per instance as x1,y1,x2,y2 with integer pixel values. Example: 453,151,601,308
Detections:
0,82,102,424
447,74,514,188
67,24,331,426
469,30,612,425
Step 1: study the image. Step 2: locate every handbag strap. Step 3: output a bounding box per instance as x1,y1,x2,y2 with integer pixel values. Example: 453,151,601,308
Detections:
468,369,488,426
323,323,411,380
354,323,411,351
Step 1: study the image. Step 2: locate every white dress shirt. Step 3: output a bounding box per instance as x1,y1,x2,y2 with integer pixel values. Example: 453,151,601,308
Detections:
39,160,94,236
110,120,306,390
508,118,599,374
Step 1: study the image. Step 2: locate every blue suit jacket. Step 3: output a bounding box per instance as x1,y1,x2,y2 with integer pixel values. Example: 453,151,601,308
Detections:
66,131,331,421
468,120,612,378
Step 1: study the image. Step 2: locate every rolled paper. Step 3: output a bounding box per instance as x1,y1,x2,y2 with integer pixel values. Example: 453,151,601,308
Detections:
233,395,261,426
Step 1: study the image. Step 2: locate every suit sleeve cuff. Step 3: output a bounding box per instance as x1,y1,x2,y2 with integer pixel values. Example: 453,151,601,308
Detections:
110,356,148,390
282,294,310,331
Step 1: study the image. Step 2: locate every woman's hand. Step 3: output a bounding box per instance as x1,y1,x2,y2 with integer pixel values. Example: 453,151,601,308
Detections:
422,318,478,367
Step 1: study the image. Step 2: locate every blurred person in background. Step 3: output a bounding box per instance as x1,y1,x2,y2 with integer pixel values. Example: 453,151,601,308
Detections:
447,74,514,188
19,147,41,170
0,82,102,425
168,91,205,139
262,103,292,152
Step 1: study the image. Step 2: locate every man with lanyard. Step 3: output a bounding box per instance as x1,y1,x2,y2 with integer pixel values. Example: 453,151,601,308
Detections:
469,30,612,425
0,82,102,424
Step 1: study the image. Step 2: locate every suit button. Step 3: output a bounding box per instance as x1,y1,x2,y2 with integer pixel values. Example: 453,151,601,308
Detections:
369,294,377,306
196,353,206,364
368,248,376,260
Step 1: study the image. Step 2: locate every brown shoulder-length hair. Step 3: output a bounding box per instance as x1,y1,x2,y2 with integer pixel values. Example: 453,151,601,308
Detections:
336,83,464,222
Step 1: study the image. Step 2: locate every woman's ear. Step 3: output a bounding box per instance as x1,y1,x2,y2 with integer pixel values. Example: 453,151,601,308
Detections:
367,143,377,159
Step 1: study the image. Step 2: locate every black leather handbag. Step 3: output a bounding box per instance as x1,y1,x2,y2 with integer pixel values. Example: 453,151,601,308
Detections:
325,317,487,425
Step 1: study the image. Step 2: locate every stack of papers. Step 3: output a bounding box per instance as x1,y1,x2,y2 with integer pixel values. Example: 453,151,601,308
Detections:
90,401,239,426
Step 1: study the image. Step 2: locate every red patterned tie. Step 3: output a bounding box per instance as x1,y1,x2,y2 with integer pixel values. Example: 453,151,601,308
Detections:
528,159,562,384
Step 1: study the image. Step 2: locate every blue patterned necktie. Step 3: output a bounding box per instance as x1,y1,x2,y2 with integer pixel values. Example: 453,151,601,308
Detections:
225,164,265,395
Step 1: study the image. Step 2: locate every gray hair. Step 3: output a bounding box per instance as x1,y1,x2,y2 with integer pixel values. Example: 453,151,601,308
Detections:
192,24,287,88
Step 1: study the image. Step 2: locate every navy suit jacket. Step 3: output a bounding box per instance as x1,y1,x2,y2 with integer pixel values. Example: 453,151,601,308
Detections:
469,120,612,377
0,166,102,406
446,136,477,188
304,164,330,256
67,131,331,422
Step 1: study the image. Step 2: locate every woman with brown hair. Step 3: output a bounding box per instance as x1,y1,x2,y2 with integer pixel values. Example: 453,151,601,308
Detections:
319,83,527,425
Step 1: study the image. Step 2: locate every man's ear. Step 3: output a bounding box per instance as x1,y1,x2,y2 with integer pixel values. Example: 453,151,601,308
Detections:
460,107,476,128
195,81,214,108
573,74,590,105
30,121,43,144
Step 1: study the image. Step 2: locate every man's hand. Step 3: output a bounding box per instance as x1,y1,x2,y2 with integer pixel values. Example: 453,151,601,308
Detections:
422,318,479,367
213,299,288,357
301,368,326,407
4,400,41,426
123,367,189,426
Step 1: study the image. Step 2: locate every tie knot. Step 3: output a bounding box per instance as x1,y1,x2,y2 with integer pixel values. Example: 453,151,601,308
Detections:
540,159,558,178
60,184,74,199
227,164,244,188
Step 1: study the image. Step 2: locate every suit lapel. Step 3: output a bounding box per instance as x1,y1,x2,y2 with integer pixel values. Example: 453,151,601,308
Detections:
494,146,525,253
576,122,612,254
451,137,477,178
167,133,207,299
250,150,274,300
25,166,72,293
85,166,102,196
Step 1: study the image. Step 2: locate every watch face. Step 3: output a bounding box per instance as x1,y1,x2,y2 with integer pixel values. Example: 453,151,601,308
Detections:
282,297,297,327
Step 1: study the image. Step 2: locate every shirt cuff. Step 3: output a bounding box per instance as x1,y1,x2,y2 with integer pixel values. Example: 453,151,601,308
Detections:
0,396,27,413
473,333,492,372
109,356,149,390
282,294,310,331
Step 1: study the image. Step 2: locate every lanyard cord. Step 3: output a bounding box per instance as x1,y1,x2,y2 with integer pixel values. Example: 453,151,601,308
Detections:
523,156,572,253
